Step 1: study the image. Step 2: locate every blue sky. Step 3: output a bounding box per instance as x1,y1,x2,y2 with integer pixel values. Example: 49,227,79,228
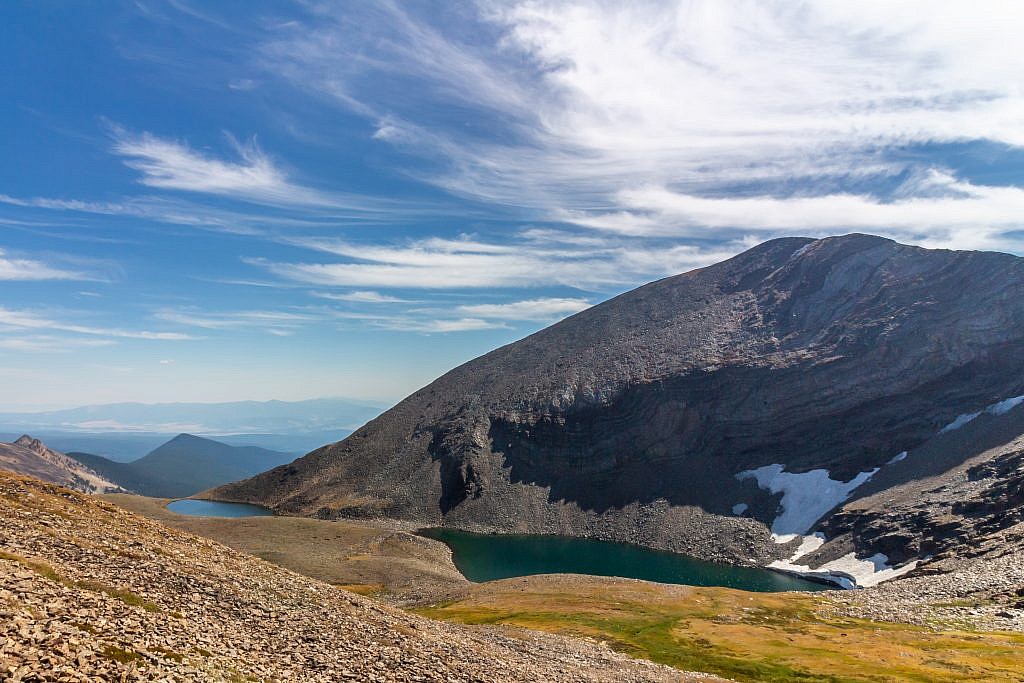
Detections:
3,1,1024,411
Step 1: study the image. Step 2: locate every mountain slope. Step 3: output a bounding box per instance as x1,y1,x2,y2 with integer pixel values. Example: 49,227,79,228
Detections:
0,471,695,682
0,435,121,494
70,434,295,498
215,234,1024,567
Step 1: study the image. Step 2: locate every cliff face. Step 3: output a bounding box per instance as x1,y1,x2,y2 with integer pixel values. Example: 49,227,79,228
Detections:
215,234,1024,564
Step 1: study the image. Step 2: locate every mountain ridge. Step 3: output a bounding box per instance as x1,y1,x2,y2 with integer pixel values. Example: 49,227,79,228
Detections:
0,435,122,494
214,234,1024,572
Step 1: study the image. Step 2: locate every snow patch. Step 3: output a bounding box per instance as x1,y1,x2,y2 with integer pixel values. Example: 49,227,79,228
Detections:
887,451,908,464
939,393,1024,433
736,464,876,538
988,394,1024,415
731,503,748,515
939,411,981,433
769,549,918,589
787,531,826,559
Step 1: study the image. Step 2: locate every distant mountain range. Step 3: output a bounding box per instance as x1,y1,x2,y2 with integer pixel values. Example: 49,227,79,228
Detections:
0,397,385,435
0,398,386,461
68,433,297,498
0,435,122,494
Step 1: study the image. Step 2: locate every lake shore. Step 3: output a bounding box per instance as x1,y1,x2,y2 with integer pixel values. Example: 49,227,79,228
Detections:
103,492,1024,681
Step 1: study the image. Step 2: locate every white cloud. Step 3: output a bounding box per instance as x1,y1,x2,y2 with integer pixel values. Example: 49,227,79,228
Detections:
111,128,329,206
252,234,738,290
310,290,412,304
153,308,316,331
456,297,591,321
108,128,398,213
326,309,509,333
0,307,197,341
0,192,319,234
0,249,90,281
262,3,529,118
565,172,1024,250
0,336,116,352
371,317,508,333
261,1,1024,251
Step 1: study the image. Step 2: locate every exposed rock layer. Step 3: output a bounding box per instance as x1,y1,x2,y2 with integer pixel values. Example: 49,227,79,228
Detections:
216,234,1024,565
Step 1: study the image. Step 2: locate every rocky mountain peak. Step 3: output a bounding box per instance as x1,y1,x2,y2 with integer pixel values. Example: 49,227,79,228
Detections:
1,435,123,494
14,434,43,451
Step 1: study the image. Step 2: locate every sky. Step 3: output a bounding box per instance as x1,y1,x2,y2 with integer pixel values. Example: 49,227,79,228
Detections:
3,1,1024,411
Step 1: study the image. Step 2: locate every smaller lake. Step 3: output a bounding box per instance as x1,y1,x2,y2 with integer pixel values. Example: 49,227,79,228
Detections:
421,529,829,592
166,499,275,518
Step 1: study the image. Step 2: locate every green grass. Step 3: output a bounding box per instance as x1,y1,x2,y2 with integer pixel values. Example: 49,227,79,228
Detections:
415,580,1024,683
152,645,185,663
101,644,145,664
76,579,161,613
0,550,69,585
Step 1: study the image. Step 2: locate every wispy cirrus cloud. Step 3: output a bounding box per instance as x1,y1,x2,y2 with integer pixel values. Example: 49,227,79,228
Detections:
372,317,508,333
310,290,413,304
566,172,1024,251
153,307,316,336
0,307,197,341
0,335,116,352
257,1,1024,251
455,297,591,321
110,127,343,208
249,234,738,290
0,248,92,281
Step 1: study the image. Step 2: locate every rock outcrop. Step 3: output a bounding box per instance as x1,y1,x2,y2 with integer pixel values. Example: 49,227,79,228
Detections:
0,435,121,494
215,234,1024,567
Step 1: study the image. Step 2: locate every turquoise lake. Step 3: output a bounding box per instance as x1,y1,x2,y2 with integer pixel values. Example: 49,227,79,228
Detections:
420,528,828,592
165,499,274,518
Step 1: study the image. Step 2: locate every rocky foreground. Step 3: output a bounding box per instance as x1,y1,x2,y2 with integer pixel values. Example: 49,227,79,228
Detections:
0,471,715,682
831,544,1024,632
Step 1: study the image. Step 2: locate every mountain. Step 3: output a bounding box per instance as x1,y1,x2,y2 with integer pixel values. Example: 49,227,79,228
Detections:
0,435,122,494
0,429,353,463
214,234,1024,579
0,471,687,682
69,434,295,498
0,398,385,439
0,432,176,463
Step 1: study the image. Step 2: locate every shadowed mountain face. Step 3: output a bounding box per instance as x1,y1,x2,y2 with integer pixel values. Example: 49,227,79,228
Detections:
214,235,1024,564
70,434,295,498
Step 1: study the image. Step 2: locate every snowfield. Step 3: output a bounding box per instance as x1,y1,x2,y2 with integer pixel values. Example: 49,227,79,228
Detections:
736,464,877,541
769,545,919,589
